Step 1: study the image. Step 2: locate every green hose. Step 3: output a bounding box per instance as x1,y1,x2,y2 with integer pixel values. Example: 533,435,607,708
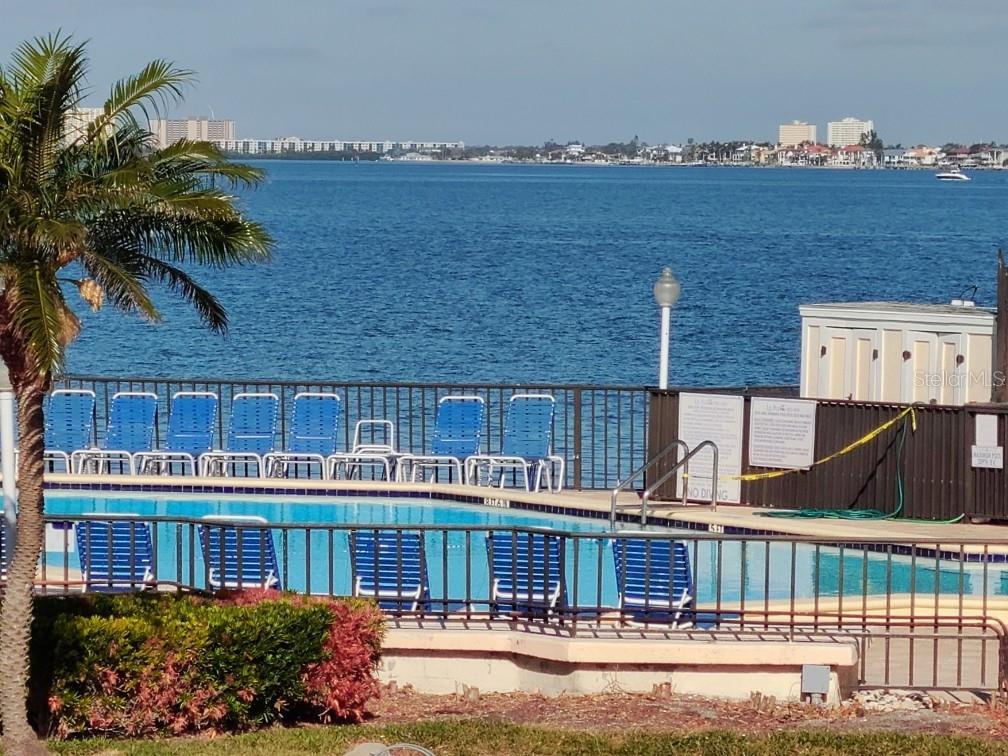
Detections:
755,417,965,524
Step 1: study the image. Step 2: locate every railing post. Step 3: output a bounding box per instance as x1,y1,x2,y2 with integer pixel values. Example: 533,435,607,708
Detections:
572,388,583,490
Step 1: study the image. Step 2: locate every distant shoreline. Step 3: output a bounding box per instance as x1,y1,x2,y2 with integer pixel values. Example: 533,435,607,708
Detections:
230,155,997,172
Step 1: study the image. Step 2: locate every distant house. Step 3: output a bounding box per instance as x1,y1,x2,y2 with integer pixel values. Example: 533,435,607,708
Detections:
564,143,586,159
831,144,875,167
774,142,833,167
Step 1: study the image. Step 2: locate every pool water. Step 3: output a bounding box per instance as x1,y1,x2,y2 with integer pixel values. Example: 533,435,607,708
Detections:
43,493,1005,606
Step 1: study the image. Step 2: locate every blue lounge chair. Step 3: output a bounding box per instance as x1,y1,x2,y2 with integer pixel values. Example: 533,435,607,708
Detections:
350,529,429,612
263,392,342,480
199,392,280,477
198,515,280,590
71,392,158,475
486,531,566,616
136,391,218,476
328,420,399,481
466,394,561,492
611,537,694,628
44,389,96,472
75,517,154,591
397,395,485,483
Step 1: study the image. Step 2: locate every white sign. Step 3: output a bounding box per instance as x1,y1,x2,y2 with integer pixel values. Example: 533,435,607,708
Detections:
972,414,1003,469
975,414,999,446
971,445,1003,469
748,397,817,469
677,392,744,504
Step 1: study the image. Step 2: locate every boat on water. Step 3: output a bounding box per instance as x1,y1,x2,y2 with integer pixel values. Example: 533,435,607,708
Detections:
936,168,971,181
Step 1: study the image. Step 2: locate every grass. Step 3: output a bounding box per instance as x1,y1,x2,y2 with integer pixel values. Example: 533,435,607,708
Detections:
44,720,1008,756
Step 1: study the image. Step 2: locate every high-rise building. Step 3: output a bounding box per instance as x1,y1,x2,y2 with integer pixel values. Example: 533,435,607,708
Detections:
64,107,105,142
150,117,236,147
826,117,874,148
778,121,817,146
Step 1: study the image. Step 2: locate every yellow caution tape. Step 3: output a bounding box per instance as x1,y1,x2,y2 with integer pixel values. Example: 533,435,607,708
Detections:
732,405,917,482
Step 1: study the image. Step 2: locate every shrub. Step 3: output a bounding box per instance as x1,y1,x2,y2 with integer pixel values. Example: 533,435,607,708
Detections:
30,591,384,738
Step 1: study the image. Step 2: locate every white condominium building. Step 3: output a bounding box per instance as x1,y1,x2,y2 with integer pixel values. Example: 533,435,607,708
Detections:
826,117,874,148
64,107,105,142
778,121,817,146
150,117,236,147
212,137,465,155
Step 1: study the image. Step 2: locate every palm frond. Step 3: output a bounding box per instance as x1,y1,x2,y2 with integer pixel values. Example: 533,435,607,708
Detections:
77,243,159,321
7,35,89,185
136,255,228,332
149,139,265,189
7,261,74,374
86,60,193,143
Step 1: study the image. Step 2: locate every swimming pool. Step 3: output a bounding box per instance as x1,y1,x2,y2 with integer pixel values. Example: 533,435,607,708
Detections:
42,492,1006,608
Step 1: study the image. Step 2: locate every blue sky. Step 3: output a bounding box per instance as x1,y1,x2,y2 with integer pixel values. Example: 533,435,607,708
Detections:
3,0,1006,145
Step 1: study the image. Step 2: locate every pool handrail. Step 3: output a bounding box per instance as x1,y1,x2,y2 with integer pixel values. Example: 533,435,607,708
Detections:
609,439,689,529
640,440,719,527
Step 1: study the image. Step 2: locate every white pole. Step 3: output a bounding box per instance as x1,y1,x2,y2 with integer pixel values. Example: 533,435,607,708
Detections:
658,305,671,390
0,372,15,567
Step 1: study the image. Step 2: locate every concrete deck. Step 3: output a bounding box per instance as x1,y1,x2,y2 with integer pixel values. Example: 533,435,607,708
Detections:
36,470,1008,547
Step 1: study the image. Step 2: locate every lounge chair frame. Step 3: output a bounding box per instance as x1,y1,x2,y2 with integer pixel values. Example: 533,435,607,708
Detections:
136,391,218,476
71,392,158,475
199,392,280,478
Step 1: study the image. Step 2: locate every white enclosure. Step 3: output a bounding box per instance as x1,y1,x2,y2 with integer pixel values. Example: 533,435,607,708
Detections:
799,301,995,406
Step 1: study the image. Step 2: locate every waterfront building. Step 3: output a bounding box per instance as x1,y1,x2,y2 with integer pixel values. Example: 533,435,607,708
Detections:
64,106,104,142
774,142,833,167
826,117,874,147
565,143,585,158
212,136,464,156
777,120,817,147
151,117,236,147
830,144,876,167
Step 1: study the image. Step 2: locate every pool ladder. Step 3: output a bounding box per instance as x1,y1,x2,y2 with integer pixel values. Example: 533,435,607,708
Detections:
609,439,719,529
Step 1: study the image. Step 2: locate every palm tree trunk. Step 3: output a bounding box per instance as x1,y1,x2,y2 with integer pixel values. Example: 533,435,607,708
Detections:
0,381,51,754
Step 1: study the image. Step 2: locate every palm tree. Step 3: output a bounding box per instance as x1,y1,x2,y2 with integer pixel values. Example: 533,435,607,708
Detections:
0,34,272,751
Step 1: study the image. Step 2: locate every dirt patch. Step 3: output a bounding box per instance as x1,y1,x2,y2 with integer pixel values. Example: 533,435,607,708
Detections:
366,684,1008,739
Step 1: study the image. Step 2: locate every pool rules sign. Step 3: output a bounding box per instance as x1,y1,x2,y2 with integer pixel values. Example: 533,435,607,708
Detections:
677,393,744,504
748,397,817,470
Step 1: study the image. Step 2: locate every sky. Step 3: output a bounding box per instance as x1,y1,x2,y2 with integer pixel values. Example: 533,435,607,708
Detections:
3,0,1007,146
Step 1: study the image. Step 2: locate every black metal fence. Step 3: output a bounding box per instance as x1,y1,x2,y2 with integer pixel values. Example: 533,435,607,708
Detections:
36,513,1008,692
58,375,652,490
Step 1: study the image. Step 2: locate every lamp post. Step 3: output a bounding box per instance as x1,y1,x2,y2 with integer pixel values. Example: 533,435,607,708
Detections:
653,267,681,390
0,363,14,567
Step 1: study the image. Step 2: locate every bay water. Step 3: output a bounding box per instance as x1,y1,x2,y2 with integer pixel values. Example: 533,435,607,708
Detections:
65,162,1007,386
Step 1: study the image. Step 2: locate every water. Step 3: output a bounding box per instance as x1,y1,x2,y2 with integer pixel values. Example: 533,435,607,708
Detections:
62,163,1008,387
46,493,1004,605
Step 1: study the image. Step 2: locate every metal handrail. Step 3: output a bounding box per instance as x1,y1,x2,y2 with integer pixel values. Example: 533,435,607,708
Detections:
639,440,719,527
609,439,689,528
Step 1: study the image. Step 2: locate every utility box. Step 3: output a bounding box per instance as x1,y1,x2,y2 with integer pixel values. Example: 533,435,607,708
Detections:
799,301,995,405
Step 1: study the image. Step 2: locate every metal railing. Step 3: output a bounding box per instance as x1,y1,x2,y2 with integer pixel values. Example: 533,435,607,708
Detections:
640,440,719,525
59,375,652,491
32,512,1008,692
609,439,688,528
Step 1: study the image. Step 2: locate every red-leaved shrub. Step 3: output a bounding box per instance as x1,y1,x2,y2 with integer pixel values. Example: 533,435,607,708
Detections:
31,591,384,738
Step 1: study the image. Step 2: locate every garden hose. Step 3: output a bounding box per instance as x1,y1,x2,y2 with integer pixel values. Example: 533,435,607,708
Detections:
755,417,965,524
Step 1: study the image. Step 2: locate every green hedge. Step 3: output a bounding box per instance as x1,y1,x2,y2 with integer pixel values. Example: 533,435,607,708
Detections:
30,590,384,739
